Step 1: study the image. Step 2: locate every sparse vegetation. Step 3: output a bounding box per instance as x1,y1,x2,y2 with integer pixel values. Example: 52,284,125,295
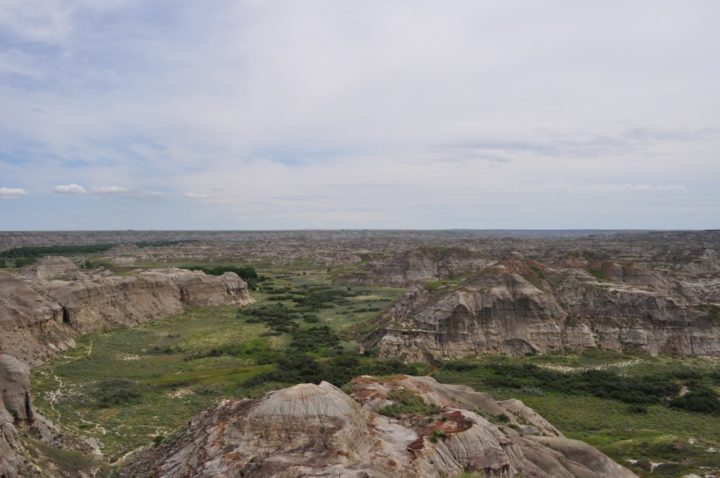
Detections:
379,388,441,418
430,430,447,443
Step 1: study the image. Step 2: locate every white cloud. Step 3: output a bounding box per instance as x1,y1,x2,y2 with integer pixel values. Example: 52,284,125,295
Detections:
93,186,164,199
94,185,128,194
184,192,209,199
0,187,27,198
54,183,87,194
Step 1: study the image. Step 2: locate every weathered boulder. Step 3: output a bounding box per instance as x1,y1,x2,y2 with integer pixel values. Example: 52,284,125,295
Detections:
121,375,636,478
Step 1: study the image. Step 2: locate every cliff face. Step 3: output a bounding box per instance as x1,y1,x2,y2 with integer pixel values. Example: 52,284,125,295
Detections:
373,261,720,362
0,353,31,478
0,268,253,366
121,375,635,478
337,246,489,286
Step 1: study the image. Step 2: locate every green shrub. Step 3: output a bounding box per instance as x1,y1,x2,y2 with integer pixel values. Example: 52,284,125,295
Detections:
290,286,355,310
483,363,680,405
289,326,340,353
430,430,447,443
242,303,299,333
246,353,418,388
90,379,147,408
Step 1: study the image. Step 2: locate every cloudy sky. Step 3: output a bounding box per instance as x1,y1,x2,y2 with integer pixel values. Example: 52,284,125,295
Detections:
1,0,718,230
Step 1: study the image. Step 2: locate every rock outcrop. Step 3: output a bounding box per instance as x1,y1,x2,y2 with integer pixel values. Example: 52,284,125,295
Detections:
121,375,636,478
18,256,83,281
372,260,720,362
0,268,253,365
1,353,104,478
1,353,31,478
337,246,488,286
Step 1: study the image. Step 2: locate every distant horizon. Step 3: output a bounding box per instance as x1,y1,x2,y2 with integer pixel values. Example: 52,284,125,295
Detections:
1,227,716,233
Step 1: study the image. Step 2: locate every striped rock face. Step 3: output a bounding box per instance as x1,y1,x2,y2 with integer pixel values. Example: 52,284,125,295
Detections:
121,375,637,478
0,268,253,366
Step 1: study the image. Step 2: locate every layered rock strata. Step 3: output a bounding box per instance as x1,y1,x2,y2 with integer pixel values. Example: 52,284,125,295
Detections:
121,375,636,478
0,268,253,365
372,261,720,362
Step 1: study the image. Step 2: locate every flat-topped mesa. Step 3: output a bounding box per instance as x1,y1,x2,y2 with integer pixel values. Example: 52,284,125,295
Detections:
0,268,254,366
121,375,636,478
371,260,720,362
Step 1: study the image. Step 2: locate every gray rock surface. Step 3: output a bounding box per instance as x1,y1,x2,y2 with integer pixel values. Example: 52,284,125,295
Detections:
372,259,720,362
121,375,636,478
0,353,31,478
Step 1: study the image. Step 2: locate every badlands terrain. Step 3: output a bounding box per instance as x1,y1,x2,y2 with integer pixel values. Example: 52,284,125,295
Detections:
0,230,719,477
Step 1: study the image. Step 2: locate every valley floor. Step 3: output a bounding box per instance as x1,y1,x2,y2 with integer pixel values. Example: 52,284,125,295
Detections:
31,264,720,477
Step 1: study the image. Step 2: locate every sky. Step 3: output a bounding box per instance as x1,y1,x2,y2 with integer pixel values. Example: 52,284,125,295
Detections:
0,0,718,230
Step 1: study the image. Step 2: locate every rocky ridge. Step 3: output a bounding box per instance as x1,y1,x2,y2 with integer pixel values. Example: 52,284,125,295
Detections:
121,374,636,478
371,257,720,362
0,263,253,365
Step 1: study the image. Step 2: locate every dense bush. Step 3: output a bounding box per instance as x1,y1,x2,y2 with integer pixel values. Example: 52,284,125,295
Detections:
441,360,479,372
183,338,276,363
289,326,340,353
242,303,299,333
246,353,418,388
669,387,720,415
291,286,355,310
483,363,681,404
90,379,147,408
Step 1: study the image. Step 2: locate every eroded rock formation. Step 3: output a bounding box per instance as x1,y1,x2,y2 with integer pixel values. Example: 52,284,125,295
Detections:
0,353,31,478
121,375,636,478
1,353,104,478
0,268,253,365
372,259,720,362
